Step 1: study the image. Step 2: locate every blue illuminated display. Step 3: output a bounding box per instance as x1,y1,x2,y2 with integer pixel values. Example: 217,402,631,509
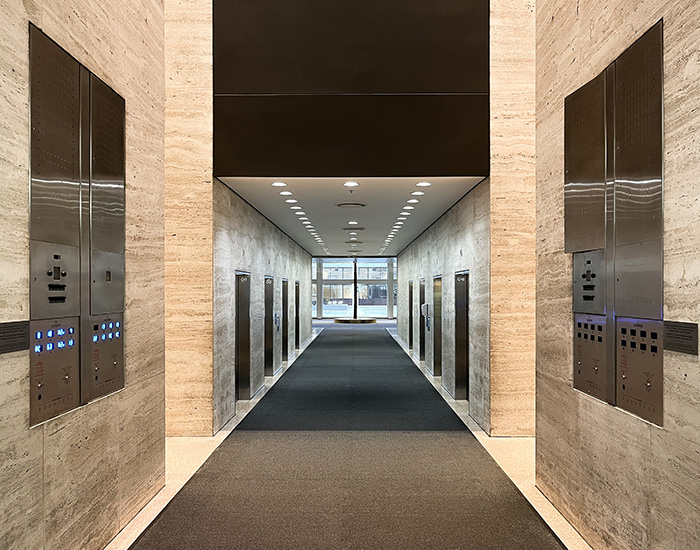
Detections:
101,323,106,330
34,345,42,353
46,343,54,351
101,334,107,341
93,335,99,343
35,331,42,340
115,332,120,339
47,330,54,338
68,339,75,346
57,341,66,349
116,322,121,328
109,322,114,329
57,328,66,336
108,333,114,339
69,327,75,334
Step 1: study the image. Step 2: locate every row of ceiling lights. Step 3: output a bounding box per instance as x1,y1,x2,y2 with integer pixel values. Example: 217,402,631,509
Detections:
272,181,331,254
377,181,431,255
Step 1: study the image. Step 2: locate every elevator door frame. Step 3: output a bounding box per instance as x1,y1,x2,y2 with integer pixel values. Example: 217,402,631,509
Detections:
433,276,442,376
294,280,300,350
454,271,469,400
264,276,274,376
282,279,289,362
408,280,414,350
419,278,426,362
235,272,251,400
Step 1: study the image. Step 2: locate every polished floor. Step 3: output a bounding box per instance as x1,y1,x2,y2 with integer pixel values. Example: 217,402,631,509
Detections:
126,323,569,550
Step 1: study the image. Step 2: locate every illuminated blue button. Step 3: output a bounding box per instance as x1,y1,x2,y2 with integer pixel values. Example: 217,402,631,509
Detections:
101,334,106,341
108,333,113,340
46,343,54,351
69,327,75,334
57,328,65,336
34,345,42,353
68,339,75,346
35,331,42,340
47,330,54,338
116,322,120,328
115,332,120,339
93,335,99,343
57,341,66,349
101,323,106,330
109,322,114,329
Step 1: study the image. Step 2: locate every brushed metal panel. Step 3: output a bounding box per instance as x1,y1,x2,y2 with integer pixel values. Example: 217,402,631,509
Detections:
432,277,442,376
614,21,663,246
616,317,663,425
90,250,125,315
264,277,274,376
30,317,80,426
236,274,252,400
572,250,606,315
408,281,413,350
564,72,607,253
615,239,663,320
30,25,81,247
214,94,490,177
80,313,124,404
295,281,300,349
573,313,609,402
282,280,289,362
30,241,80,319
90,75,125,254
454,273,469,400
419,279,426,362
214,0,488,94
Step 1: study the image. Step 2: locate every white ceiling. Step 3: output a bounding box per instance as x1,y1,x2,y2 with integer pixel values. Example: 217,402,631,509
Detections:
218,177,485,257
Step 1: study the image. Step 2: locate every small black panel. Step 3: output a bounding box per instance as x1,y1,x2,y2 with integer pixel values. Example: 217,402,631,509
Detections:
0,321,30,354
214,94,489,177
663,321,699,356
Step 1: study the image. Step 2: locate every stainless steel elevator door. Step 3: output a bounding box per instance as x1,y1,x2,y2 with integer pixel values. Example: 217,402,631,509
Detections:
454,272,469,400
295,281,300,350
419,279,426,362
264,277,274,376
235,273,251,400
282,280,289,362
433,276,442,376
408,281,413,350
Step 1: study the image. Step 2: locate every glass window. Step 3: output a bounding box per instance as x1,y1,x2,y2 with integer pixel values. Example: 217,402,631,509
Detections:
357,283,388,317
322,283,354,317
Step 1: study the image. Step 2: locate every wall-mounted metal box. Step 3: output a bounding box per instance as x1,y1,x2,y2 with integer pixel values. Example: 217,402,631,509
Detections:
573,314,609,402
616,317,663,425
572,250,606,315
615,239,663,321
30,241,80,320
81,313,124,402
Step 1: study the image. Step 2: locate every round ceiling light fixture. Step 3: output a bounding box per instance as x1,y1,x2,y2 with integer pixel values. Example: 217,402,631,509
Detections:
344,181,359,187
272,181,287,187
302,221,311,225
400,211,411,216
290,206,302,210
285,199,298,204
397,217,407,221
411,191,425,196
279,191,293,196
347,220,359,225
416,181,432,187
407,199,419,204
395,221,404,225
404,205,415,210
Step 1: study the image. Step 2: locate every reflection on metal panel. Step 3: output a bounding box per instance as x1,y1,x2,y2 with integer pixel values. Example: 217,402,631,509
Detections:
572,250,606,315
265,277,274,376
614,22,663,246
90,250,125,315
432,277,442,376
615,239,663,320
564,72,607,253
573,314,609,402
30,241,80,320
616,317,663,425
30,25,81,248
236,274,252,400
408,281,413,350
30,317,81,426
419,280,426,362
81,313,124,404
91,75,126,255
454,273,469,400
295,281,300,349
282,280,289,362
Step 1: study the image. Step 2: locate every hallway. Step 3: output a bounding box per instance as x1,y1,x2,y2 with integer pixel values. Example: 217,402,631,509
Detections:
130,324,564,550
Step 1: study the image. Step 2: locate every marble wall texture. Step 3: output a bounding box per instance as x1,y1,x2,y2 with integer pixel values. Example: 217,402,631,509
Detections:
536,1,700,549
397,0,536,437
397,181,491,431
0,1,166,549
213,180,312,431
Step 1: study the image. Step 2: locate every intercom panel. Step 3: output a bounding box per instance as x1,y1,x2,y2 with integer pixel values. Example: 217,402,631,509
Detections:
30,241,80,320
573,314,608,402
29,317,80,426
616,317,663,425
572,250,606,315
81,313,124,403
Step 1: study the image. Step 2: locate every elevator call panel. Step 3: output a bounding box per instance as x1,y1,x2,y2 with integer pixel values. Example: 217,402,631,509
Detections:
29,25,125,426
573,314,607,401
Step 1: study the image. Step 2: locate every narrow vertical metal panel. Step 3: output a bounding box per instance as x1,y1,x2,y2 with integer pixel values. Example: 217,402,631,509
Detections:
454,273,468,400
295,281,300,349
564,71,606,253
604,65,617,405
236,274,251,400
614,21,663,247
408,281,413,350
419,279,426,362
264,277,274,376
282,280,289,362
29,25,81,248
432,277,442,376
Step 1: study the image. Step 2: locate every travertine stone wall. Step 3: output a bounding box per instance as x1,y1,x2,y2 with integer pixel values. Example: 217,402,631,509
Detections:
536,2,700,548
213,180,312,431
397,181,491,431
0,1,165,549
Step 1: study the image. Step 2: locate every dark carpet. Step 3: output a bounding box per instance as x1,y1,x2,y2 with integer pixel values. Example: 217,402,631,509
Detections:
131,324,566,550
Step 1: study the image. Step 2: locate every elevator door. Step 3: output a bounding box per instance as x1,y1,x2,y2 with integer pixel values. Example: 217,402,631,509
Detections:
408,281,413,350
295,281,300,350
282,279,289,362
419,279,426,362
455,272,469,400
433,276,442,376
235,273,251,400
264,276,274,376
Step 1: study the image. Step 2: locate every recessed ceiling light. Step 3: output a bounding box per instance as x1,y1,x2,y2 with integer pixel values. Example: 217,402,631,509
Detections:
348,221,359,225
295,212,306,216
349,232,357,236
395,222,404,225
400,211,411,216
343,181,359,187
397,217,406,221
407,199,419,204
411,191,425,196
272,181,287,187
285,199,298,203
404,205,415,210
350,237,357,240
290,206,302,210
299,217,309,220
416,181,432,187
279,191,293,196
302,221,311,225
